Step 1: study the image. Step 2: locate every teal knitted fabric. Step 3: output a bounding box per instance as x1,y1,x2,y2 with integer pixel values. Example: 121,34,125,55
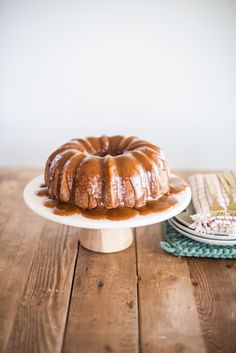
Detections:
160,222,236,258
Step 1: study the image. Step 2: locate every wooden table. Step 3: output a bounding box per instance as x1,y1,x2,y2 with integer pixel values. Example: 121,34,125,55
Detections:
0,169,235,353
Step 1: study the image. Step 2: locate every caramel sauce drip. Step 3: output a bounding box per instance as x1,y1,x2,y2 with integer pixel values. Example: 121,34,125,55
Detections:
82,207,139,220
43,199,58,208
53,203,82,216
36,176,187,219
44,136,169,209
137,194,177,215
169,175,188,194
35,188,48,197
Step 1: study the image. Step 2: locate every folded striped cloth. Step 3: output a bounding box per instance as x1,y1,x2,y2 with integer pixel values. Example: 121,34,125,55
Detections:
188,171,236,235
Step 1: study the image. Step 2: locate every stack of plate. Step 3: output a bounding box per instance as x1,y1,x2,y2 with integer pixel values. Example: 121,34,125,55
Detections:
168,202,236,246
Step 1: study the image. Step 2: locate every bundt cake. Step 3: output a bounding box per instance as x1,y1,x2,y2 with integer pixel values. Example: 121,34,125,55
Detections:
44,135,170,209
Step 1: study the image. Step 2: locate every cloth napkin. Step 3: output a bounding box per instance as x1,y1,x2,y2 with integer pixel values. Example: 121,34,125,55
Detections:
188,171,236,235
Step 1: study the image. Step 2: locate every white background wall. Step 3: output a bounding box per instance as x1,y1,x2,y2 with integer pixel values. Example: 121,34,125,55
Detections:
1,0,235,169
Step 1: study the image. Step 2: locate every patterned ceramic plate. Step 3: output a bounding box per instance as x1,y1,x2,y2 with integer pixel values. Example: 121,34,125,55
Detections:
168,219,236,245
173,201,231,236
174,201,195,226
169,217,236,240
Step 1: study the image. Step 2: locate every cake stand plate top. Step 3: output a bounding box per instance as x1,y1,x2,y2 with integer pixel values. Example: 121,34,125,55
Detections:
24,174,191,229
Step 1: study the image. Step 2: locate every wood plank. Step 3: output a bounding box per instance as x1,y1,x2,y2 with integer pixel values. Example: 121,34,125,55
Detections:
4,222,79,353
136,223,206,353
0,169,39,233
0,169,79,353
0,169,46,351
62,240,139,353
187,258,236,353
225,261,236,299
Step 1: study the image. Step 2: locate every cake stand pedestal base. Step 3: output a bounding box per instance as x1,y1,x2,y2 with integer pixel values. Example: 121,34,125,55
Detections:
79,228,134,253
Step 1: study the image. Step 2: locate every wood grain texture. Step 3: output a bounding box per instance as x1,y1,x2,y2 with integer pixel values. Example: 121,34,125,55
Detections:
62,243,139,353
0,169,236,353
187,258,236,353
0,169,79,353
4,223,79,353
0,169,45,351
136,224,206,353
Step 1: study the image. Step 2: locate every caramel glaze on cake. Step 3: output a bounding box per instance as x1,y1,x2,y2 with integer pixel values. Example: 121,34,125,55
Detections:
41,193,178,220
44,135,170,210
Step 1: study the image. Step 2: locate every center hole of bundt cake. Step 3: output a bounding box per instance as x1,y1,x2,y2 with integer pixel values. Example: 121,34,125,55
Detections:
96,150,122,157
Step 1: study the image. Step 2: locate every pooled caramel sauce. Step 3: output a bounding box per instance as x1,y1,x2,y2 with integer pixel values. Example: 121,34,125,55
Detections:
49,195,177,219
169,176,188,194
137,194,178,215
80,208,109,220
43,199,58,208
53,202,82,216
36,176,188,219
35,188,48,197
40,183,47,188
82,207,139,221
107,208,139,220
39,194,178,219
43,198,81,215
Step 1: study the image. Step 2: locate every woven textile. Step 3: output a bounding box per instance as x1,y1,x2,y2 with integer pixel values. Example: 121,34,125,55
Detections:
160,222,236,258
188,171,236,235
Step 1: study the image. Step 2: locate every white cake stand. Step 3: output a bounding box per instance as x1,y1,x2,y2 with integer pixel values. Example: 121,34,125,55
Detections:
24,174,191,253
